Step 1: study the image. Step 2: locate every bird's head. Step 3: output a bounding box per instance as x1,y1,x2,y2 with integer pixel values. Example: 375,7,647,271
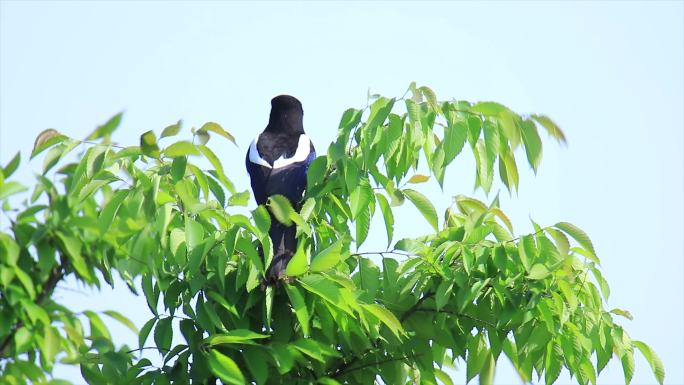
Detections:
266,95,304,134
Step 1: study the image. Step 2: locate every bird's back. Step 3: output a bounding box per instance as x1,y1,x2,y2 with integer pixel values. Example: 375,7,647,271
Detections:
256,132,300,164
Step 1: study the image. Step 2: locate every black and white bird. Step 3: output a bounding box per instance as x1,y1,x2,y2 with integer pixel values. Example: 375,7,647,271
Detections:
245,95,316,283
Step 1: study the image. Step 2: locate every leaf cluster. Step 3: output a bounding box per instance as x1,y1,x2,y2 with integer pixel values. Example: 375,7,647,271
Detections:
0,84,663,385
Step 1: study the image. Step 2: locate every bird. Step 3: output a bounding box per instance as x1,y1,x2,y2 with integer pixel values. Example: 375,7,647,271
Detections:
245,95,316,284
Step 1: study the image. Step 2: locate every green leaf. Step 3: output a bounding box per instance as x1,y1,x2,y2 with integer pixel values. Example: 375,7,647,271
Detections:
443,111,468,164
154,317,173,352
435,280,453,310
403,188,438,231
361,303,404,338
267,194,294,226
355,203,371,247
350,179,373,219
13,268,36,299
520,119,543,172
298,274,352,315
467,336,488,382
292,339,341,362
310,240,345,273
307,156,328,188
86,112,123,140
0,181,28,201
185,216,204,250
160,120,182,138
163,141,199,157
610,308,634,320
207,350,246,385
285,283,310,336
140,130,160,158
375,193,394,248
103,310,139,334
56,232,93,282
555,222,597,259
479,353,495,385
98,190,128,235
632,340,665,384
200,122,236,145
621,347,635,385
518,235,536,271
527,264,550,280
84,310,111,340
139,318,156,350
198,144,236,193
31,129,66,159
3,151,20,178
471,101,508,116
285,241,308,277
531,114,566,144
205,329,269,346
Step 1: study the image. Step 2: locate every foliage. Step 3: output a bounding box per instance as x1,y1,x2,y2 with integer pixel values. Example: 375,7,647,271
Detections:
0,84,664,385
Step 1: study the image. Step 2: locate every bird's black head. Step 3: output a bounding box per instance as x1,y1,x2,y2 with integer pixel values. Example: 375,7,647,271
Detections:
266,95,304,134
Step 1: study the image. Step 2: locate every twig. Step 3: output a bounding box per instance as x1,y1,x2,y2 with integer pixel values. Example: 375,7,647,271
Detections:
0,262,64,358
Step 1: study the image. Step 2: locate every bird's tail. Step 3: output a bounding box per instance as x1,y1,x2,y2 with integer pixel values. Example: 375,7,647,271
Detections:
265,221,297,284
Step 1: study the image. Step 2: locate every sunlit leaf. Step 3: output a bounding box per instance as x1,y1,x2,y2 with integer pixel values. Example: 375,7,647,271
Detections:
200,122,236,145
207,350,246,385
403,188,438,231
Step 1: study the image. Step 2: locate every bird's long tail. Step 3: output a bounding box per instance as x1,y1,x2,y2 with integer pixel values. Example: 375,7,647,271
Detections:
265,221,297,284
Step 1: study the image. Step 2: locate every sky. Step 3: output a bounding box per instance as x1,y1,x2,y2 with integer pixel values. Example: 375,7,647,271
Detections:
0,1,682,384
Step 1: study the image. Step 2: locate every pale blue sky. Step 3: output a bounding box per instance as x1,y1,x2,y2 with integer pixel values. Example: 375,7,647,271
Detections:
1,1,682,384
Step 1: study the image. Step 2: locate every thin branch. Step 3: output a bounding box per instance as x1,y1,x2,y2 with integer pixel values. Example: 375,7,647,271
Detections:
411,308,497,330
399,292,435,322
334,353,418,378
81,140,126,149
0,261,65,358
126,346,172,354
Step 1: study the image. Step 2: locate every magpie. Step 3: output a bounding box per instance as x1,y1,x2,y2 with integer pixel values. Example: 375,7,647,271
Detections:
245,95,316,284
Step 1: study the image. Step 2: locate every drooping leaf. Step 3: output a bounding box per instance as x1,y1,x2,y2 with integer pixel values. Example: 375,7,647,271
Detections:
403,188,438,231
555,222,597,259
520,119,542,173
267,194,294,226
361,303,404,338
200,122,236,145
375,193,394,248
103,310,138,334
531,114,566,144
632,340,665,385
285,283,310,336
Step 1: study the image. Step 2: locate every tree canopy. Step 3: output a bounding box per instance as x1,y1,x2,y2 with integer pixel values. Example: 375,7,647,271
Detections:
0,84,664,385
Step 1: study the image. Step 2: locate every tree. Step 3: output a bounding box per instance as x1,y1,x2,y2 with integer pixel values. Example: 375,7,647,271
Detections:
0,83,664,385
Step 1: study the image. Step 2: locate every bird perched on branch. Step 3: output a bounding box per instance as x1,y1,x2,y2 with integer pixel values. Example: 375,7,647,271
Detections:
246,95,316,284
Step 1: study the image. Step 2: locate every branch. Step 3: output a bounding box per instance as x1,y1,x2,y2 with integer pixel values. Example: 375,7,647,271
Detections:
333,353,418,378
399,291,435,322
0,262,65,358
411,308,498,330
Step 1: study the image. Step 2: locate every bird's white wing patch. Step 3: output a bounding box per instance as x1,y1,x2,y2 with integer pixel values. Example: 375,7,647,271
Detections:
248,135,272,168
273,135,311,169
248,134,311,169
